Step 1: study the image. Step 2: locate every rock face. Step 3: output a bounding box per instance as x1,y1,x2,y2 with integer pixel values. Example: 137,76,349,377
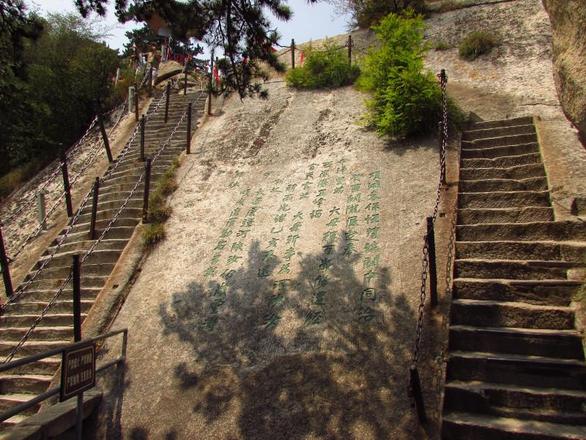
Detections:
542,0,586,139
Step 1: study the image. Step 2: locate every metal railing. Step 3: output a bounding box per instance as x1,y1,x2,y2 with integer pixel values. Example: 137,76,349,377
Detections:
0,328,127,423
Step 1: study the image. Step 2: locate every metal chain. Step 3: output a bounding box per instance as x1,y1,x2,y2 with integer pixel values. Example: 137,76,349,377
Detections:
3,92,197,363
411,70,449,367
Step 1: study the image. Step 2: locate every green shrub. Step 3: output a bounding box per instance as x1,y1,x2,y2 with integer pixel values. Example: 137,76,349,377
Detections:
358,11,463,138
459,31,499,61
143,223,166,247
350,0,426,28
286,41,360,89
433,40,451,51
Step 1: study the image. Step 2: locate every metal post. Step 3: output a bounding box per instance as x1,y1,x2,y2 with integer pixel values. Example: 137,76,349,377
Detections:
128,86,135,116
186,103,192,154
60,152,73,218
409,366,427,424
134,84,139,122
0,226,13,298
184,71,188,95
71,254,83,440
164,82,171,124
348,35,353,65
142,159,151,223
208,53,214,116
89,178,100,240
98,112,113,163
37,191,46,230
427,217,438,307
291,39,296,69
140,115,146,161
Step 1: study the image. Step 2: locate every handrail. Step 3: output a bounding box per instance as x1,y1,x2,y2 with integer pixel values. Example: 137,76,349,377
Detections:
0,328,127,423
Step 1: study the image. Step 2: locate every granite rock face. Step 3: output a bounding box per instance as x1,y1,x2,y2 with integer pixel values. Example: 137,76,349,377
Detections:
542,0,586,140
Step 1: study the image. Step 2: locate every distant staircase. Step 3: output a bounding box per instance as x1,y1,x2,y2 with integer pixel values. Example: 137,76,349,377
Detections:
442,116,586,439
0,90,207,429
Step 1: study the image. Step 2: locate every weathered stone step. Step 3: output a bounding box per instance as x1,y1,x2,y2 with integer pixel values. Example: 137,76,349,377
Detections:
453,279,582,307
0,375,52,394
462,143,539,160
19,274,107,291
442,411,586,439
456,241,586,264
77,207,142,226
107,157,176,175
462,153,542,169
460,177,548,193
447,351,586,390
445,381,586,415
0,326,72,342
24,262,115,281
456,221,586,242
0,341,69,358
449,325,584,360
104,162,170,182
0,313,87,328
462,124,536,141
0,394,39,415
46,239,126,256
461,163,546,180
8,357,60,376
462,133,538,149
455,259,569,280
470,116,534,130
13,287,101,303
98,169,166,188
458,207,554,224
3,299,93,315
78,198,142,216
450,299,574,329
70,218,139,236
458,191,550,209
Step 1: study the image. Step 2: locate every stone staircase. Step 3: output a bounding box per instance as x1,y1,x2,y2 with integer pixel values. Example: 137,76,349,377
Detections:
0,89,207,429
442,116,586,439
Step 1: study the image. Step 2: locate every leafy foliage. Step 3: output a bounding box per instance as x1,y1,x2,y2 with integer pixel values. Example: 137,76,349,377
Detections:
357,11,463,138
286,41,360,89
459,31,499,61
328,0,426,28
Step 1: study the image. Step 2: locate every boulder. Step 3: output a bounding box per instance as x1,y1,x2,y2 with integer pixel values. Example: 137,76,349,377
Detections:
542,0,586,140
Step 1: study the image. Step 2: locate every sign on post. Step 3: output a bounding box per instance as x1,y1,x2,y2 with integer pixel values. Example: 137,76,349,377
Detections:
60,343,96,401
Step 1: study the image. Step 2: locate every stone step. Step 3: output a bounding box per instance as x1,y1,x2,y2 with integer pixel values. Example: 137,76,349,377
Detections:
442,411,586,439
0,313,87,328
462,142,539,160
450,299,575,329
7,357,60,376
12,287,101,303
24,262,115,281
0,341,69,358
458,191,550,209
462,124,536,141
462,153,542,169
453,279,583,307
0,326,73,342
456,241,586,264
60,226,136,245
37,250,122,269
455,259,569,280
446,351,586,390
461,163,546,180
18,274,107,291
46,239,127,256
445,381,586,415
458,207,554,224
0,375,52,394
449,325,584,360
78,198,142,216
3,299,94,315
70,218,139,237
460,177,548,193
77,208,142,227
456,221,586,242
470,116,534,130
0,394,40,415
462,133,538,149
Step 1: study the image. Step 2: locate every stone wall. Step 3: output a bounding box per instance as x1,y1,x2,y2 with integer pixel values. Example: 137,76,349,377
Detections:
542,0,586,141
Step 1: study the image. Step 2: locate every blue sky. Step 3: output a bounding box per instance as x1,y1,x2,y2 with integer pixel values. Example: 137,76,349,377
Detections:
29,0,351,52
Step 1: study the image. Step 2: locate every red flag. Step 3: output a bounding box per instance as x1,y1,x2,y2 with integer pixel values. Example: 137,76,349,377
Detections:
213,65,221,87
299,51,305,66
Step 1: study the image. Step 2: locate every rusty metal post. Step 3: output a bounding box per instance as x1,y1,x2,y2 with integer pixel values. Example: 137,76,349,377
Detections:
348,35,353,65
134,84,139,121
89,178,100,240
184,71,188,95
98,112,113,163
0,226,13,298
37,191,46,230
142,158,152,223
208,53,214,116
71,253,83,440
60,152,73,218
164,82,171,124
291,39,296,69
427,217,438,307
186,102,192,154
140,115,146,161
409,366,427,424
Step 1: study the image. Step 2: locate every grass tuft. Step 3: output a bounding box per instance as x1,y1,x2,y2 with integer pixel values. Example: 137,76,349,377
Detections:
459,31,499,61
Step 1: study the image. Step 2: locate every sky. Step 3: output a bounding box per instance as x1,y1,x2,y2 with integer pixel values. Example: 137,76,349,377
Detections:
28,0,351,53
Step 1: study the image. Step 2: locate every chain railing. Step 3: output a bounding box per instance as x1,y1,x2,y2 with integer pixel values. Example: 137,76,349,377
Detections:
409,69,454,425
3,92,197,363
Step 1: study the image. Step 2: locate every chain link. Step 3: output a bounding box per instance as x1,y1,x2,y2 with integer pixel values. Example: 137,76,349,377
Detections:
3,91,200,363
